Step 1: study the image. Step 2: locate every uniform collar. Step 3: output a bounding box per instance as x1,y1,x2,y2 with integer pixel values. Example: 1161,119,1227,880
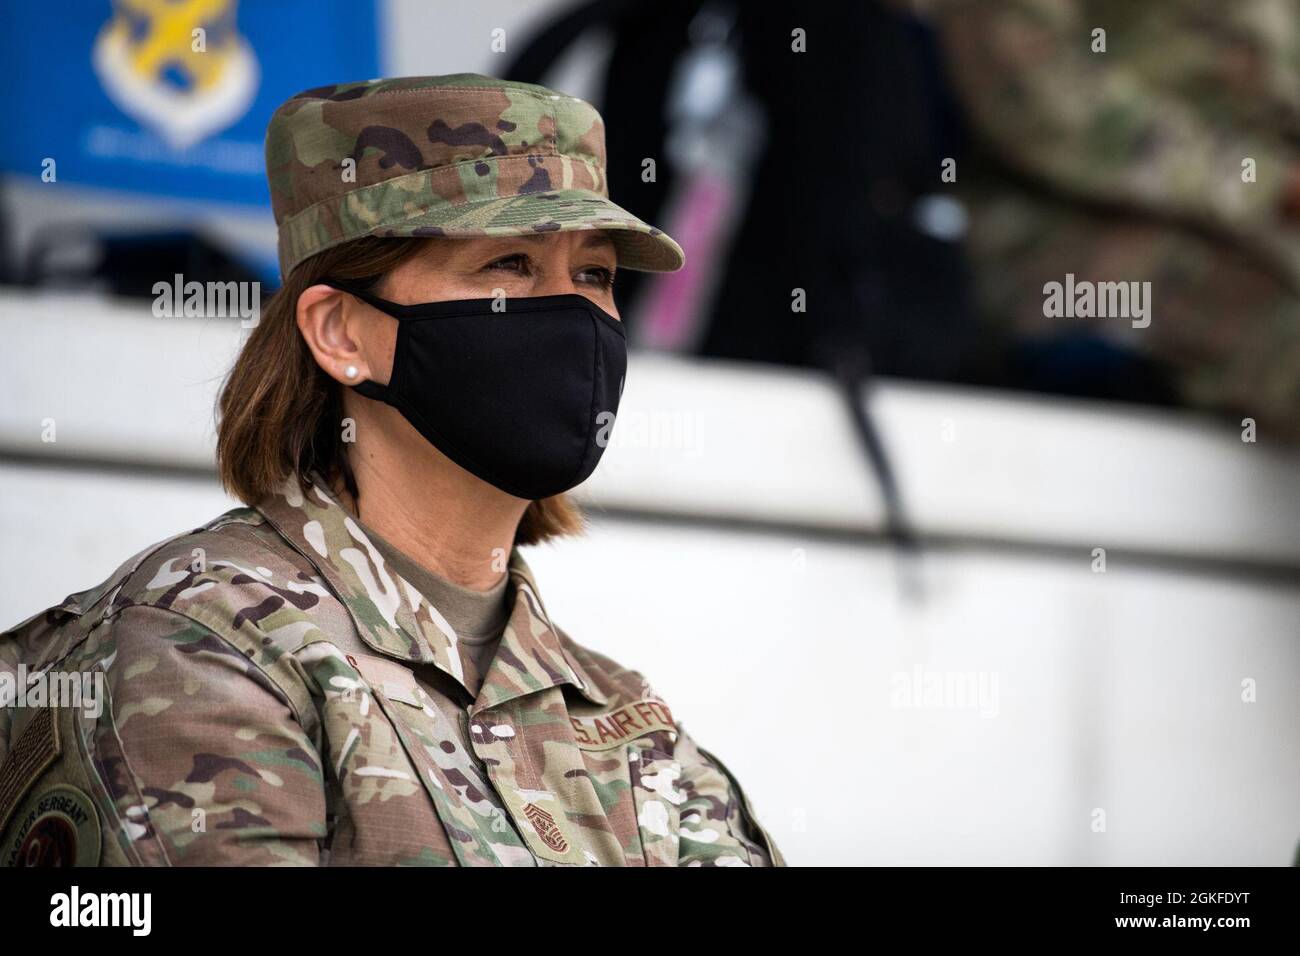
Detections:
256,475,608,709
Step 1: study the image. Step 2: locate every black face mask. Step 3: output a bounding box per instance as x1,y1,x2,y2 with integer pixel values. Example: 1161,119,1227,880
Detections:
323,279,626,500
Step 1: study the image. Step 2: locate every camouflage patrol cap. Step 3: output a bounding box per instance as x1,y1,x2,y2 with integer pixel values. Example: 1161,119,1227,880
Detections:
265,73,685,279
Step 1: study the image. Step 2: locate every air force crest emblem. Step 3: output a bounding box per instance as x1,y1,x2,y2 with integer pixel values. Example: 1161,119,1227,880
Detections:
92,0,259,150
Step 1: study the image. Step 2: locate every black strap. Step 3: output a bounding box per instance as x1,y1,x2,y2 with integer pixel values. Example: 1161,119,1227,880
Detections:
319,277,394,315
319,277,394,400
831,345,925,604
351,378,390,402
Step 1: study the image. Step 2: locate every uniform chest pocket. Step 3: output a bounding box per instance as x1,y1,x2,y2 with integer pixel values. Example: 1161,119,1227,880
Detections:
343,651,536,867
299,645,460,866
626,737,682,867
570,699,684,866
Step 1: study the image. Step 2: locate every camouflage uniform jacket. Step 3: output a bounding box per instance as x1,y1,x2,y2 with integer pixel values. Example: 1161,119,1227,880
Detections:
0,477,784,867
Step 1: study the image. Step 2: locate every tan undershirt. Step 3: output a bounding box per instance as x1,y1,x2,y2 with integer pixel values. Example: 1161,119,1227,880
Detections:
358,522,511,704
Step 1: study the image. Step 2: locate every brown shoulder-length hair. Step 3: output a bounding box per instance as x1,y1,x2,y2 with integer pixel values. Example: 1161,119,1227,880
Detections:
216,235,584,546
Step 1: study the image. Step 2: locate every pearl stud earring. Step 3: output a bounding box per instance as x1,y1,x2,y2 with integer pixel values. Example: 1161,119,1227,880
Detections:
344,365,359,379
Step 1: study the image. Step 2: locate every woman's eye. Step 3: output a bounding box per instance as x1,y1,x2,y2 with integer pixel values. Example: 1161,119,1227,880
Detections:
578,266,616,289
483,255,614,289
486,254,528,273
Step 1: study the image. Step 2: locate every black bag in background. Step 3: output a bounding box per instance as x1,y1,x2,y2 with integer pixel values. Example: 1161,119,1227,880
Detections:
506,0,976,384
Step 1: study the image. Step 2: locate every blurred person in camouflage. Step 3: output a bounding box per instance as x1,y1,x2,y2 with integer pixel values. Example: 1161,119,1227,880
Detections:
918,0,1300,437
0,75,783,867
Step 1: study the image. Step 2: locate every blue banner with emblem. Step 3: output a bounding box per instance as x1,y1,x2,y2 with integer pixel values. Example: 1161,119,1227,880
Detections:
0,0,381,206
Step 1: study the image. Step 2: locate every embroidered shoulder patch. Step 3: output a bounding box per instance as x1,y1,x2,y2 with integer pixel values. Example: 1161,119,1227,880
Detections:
3,784,102,867
0,705,61,838
569,699,676,751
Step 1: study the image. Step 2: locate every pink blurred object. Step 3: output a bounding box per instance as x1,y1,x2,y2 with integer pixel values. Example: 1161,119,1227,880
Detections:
636,169,736,352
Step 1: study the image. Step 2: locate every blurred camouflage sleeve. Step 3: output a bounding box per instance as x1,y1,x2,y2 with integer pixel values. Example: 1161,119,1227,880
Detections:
673,724,786,867
98,605,327,865
927,0,1297,236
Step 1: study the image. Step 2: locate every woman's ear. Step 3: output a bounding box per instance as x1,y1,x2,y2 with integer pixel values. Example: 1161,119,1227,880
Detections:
296,284,373,386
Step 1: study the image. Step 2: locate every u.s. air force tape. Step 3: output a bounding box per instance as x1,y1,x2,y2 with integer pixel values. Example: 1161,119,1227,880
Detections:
2,784,102,867
569,699,676,750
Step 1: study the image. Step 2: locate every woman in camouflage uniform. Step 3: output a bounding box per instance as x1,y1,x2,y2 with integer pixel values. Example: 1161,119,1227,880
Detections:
0,74,784,867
